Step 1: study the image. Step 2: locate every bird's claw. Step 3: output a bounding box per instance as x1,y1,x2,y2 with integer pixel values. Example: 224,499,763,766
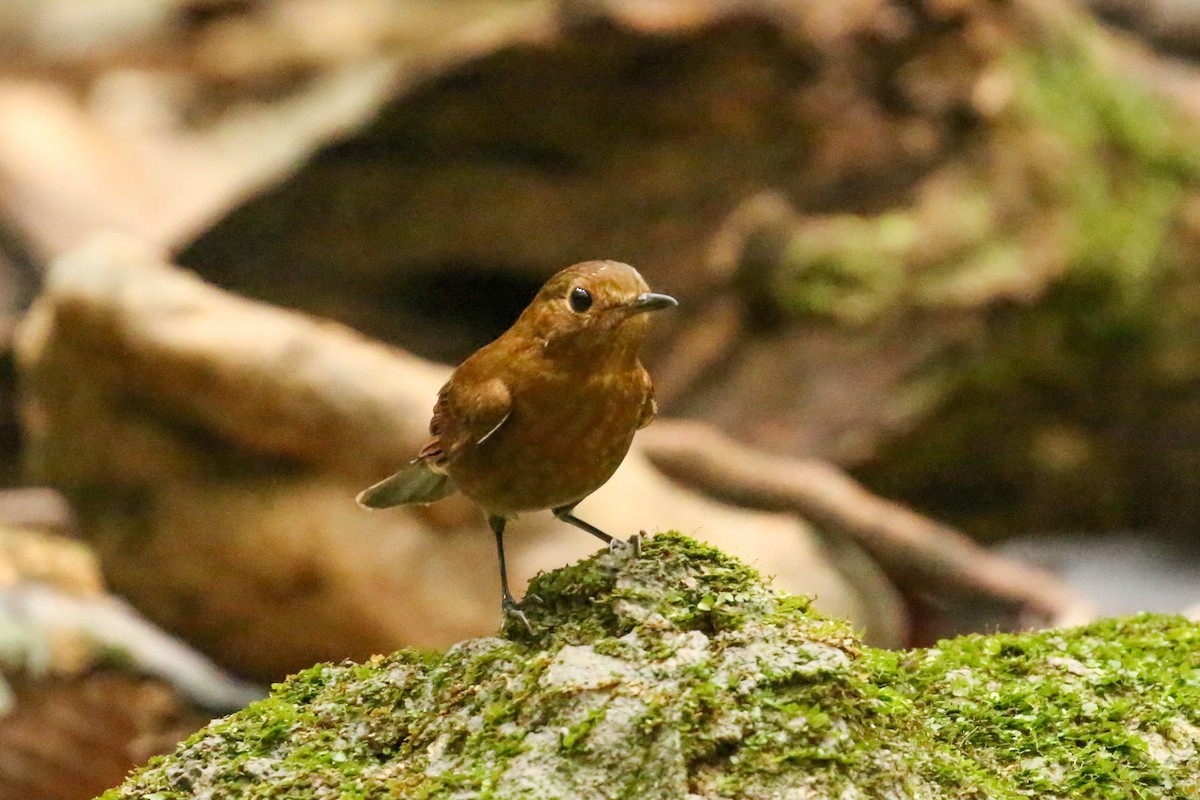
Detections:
607,532,643,558
502,595,537,635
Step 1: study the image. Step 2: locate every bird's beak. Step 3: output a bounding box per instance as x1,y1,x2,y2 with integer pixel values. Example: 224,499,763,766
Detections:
629,292,678,313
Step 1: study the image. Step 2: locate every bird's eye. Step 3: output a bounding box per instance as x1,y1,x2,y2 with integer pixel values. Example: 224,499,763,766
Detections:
568,286,593,313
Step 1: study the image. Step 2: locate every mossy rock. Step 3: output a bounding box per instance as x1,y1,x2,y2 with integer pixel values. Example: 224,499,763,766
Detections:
102,533,1199,799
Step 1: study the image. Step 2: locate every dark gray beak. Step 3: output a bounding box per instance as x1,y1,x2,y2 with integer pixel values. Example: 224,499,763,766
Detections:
630,292,678,312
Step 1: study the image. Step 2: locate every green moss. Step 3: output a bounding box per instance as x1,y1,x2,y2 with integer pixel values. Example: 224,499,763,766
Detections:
836,12,1200,534
774,214,911,324
102,533,1199,799
774,7,1200,321
1009,28,1200,299
888,614,1200,797
508,533,793,645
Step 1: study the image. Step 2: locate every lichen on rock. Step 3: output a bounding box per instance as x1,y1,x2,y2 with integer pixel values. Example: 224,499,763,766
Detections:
102,533,1199,799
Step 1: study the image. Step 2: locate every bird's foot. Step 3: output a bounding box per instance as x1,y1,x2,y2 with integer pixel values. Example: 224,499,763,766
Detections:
502,594,539,635
607,532,643,558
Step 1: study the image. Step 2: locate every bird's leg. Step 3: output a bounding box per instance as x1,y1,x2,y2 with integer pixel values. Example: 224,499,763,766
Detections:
490,515,534,634
553,504,613,544
552,505,643,556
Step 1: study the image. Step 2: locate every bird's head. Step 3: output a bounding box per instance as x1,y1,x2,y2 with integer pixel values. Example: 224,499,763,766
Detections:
517,260,677,361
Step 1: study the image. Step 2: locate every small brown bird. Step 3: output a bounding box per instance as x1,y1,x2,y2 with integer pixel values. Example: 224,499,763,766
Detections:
358,260,676,629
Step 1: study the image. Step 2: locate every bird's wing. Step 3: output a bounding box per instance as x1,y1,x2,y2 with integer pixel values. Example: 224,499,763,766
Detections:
636,367,657,430
359,377,508,507
418,376,512,466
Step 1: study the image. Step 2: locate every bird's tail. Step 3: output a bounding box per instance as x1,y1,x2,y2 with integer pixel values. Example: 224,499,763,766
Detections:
356,461,455,508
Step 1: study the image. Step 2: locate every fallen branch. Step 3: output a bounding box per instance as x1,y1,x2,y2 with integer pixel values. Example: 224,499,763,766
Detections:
640,419,1096,630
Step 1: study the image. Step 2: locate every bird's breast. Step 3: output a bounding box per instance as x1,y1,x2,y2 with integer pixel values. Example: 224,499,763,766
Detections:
447,365,648,515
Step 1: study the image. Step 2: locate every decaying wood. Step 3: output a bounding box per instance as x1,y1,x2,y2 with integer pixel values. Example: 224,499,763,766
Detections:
0,1,554,260
0,673,209,800
1088,0,1200,58
0,488,74,535
0,519,262,800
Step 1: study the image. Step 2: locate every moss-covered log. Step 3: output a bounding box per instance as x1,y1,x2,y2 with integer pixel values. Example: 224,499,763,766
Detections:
104,534,1200,799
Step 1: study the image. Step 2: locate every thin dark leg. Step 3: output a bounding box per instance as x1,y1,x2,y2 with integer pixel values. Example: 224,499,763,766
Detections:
552,504,614,544
490,515,534,634
489,515,517,605
553,504,644,556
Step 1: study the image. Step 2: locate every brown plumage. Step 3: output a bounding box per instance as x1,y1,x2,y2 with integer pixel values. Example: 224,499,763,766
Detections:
358,260,676,629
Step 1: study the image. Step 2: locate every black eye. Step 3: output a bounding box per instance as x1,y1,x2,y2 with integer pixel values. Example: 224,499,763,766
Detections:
569,286,593,313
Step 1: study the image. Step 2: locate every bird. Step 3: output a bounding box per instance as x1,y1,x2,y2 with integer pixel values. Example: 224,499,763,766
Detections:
357,260,677,631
